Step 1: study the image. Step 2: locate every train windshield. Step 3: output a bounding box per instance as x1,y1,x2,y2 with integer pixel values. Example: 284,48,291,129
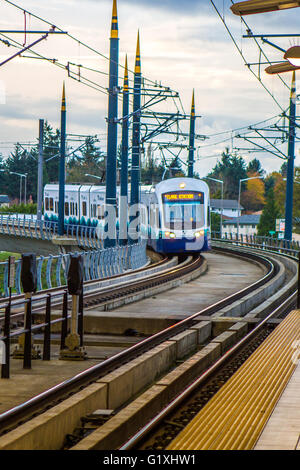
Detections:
162,191,205,230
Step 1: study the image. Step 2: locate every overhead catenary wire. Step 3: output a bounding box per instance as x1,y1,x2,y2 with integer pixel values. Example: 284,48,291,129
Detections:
209,0,289,112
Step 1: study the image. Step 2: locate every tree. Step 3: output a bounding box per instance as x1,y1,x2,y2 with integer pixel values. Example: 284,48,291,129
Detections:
240,172,265,212
257,187,280,236
140,144,165,184
247,158,265,177
67,137,105,183
211,211,221,233
207,148,247,200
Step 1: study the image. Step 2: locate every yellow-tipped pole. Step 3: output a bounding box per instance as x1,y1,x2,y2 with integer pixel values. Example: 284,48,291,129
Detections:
135,30,141,74
61,81,66,111
191,89,195,117
111,0,118,39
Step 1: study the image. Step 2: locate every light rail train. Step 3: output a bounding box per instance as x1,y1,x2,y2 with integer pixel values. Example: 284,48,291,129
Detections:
44,177,211,254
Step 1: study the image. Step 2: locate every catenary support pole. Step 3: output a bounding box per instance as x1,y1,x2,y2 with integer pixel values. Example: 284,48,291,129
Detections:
37,119,44,222
284,71,296,241
120,55,129,245
104,0,119,248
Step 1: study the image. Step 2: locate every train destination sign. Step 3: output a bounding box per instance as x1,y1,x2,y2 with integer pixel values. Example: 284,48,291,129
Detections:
162,191,204,203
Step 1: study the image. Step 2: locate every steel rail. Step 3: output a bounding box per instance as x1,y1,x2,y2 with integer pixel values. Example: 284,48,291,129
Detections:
120,248,299,449
0,246,276,434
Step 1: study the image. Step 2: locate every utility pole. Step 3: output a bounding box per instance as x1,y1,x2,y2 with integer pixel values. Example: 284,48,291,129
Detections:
120,55,129,245
37,119,44,222
188,90,195,178
129,31,142,244
104,0,119,248
58,83,66,236
284,71,296,241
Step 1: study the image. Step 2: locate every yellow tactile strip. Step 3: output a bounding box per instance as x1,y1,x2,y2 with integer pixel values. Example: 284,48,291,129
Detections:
168,310,300,450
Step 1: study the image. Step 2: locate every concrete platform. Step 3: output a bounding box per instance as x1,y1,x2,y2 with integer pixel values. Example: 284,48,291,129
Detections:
0,251,264,418
83,251,265,335
0,343,128,415
254,360,300,450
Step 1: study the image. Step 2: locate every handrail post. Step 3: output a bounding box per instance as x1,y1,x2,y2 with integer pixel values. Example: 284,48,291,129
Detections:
43,294,51,360
1,303,11,379
13,254,40,363
23,294,32,369
60,291,68,350
60,254,86,360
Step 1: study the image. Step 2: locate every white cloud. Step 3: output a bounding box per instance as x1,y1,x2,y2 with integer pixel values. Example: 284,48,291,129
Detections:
0,0,298,176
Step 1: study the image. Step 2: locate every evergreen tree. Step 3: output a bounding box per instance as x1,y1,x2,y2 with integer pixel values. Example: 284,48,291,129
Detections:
257,187,280,236
207,148,247,199
247,158,265,177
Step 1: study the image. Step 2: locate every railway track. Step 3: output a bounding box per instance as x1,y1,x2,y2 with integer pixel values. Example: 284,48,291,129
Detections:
0,242,297,450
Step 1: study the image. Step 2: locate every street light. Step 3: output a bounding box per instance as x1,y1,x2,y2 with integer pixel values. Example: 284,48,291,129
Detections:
265,62,300,74
85,173,104,182
0,169,27,204
231,0,300,16
284,46,300,67
204,176,224,238
238,176,264,237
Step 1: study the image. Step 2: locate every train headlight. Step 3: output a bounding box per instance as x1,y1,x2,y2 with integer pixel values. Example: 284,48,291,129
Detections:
165,231,175,239
195,230,205,238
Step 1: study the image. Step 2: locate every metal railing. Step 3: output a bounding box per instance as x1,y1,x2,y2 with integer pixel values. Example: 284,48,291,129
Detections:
211,231,300,255
0,240,148,297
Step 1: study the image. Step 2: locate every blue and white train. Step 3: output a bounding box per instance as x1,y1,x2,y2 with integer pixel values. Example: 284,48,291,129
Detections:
43,177,211,254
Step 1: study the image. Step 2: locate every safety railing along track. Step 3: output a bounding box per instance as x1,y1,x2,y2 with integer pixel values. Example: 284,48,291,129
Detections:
0,243,280,435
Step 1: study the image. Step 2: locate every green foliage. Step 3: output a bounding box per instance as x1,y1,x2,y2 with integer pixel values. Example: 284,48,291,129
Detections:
247,158,265,177
207,148,247,200
140,145,165,184
0,203,37,214
67,136,105,184
211,211,221,233
257,187,280,236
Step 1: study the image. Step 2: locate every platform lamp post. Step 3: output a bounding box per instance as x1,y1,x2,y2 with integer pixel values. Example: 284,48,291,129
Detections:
204,176,224,238
231,0,300,16
104,0,119,248
238,176,264,238
284,72,297,241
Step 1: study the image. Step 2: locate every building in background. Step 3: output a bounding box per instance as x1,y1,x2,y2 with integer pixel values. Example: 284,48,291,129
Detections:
222,214,261,236
210,199,243,218
0,195,9,208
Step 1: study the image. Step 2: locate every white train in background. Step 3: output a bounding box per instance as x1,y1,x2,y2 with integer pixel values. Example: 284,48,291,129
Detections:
44,177,211,254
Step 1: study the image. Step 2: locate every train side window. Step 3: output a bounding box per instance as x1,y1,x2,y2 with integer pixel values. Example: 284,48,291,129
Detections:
97,205,105,219
82,201,87,217
65,202,69,216
45,197,49,211
75,203,78,217
49,198,54,211
208,205,211,227
91,204,97,218
55,201,58,213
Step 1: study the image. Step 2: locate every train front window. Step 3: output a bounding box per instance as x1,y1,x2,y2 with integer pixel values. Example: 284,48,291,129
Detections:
162,191,204,230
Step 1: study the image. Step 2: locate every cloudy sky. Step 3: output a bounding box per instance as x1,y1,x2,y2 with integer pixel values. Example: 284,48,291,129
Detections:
0,0,299,177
